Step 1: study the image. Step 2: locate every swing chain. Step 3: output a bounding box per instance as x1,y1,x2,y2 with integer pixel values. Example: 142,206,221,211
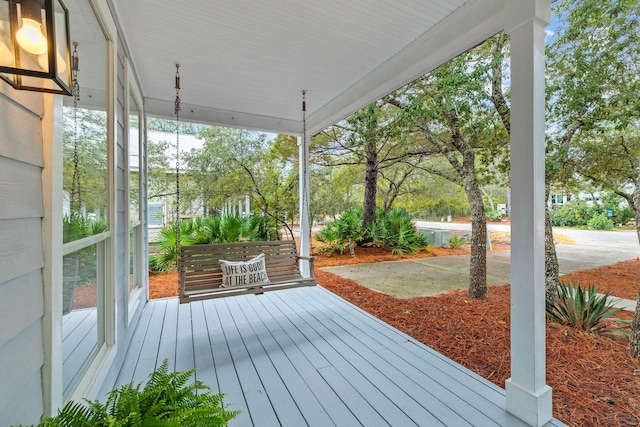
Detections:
175,64,181,265
70,42,82,214
301,90,311,246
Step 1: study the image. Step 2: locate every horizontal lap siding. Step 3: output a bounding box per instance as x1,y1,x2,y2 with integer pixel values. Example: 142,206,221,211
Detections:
0,87,46,426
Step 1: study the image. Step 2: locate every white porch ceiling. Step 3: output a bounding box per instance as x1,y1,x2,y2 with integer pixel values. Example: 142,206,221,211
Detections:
110,0,506,135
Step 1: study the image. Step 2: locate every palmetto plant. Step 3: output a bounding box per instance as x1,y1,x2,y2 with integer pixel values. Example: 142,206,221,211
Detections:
366,208,427,255
317,208,427,256
446,235,466,249
315,209,364,256
14,359,239,427
315,224,347,255
150,214,270,272
546,281,626,333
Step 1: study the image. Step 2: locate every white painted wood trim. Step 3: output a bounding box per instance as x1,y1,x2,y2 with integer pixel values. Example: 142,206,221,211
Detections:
124,58,146,324
63,0,119,401
298,135,311,277
144,97,303,135
42,93,64,416
505,0,552,425
91,0,119,350
62,231,111,255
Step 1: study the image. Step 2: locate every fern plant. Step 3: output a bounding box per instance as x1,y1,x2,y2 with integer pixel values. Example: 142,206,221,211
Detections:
546,281,625,333
20,359,239,427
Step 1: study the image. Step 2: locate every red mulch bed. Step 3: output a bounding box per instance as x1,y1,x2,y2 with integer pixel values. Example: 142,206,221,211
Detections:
561,259,640,301
149,246,640,426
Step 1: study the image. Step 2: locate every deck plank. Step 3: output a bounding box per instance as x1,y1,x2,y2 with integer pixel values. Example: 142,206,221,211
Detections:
156,298,179,371
103,286,567,427
292,288,500,425
278,290,438,426
229,296,336,427
267,291,422,426
224,297,308,427
63,309,97,397
113,300,155,386
175,301,195,376
200,298,251,427
250,295,362,427
215,297,281,426
308,288,537,426
190,301,218,392
132,299,167,384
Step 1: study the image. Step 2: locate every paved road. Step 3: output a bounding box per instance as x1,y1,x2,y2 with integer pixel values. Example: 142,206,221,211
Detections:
323,222,639,305
415,220,640,268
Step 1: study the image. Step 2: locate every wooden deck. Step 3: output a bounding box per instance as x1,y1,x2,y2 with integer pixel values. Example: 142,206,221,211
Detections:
63,308,98,398
105,286,566,426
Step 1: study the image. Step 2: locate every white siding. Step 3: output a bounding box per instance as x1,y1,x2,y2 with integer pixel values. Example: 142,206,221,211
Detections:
0,86,46,426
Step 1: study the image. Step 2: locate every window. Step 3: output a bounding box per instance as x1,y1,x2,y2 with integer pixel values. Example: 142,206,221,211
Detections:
60,0,114,401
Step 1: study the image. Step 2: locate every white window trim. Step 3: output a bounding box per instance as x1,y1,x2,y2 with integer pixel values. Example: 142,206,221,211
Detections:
43,0,119,410
124,58,145,324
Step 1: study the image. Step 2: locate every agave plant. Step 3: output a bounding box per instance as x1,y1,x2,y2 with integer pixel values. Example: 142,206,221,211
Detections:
18,359,239,427
546,281,625,333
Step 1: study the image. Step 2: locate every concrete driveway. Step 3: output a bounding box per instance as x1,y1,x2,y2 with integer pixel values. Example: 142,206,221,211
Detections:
322,222,640,299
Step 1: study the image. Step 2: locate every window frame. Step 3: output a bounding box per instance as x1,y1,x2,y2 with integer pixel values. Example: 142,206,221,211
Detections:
125,59,145,323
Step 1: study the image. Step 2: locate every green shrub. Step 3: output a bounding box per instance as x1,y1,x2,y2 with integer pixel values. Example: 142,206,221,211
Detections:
549,200,595,227
616,206,634,226
546,281,625,333
63,214,107,244
588,213,614,230
446,235,466,249
485,209,502,222
14,359,239,427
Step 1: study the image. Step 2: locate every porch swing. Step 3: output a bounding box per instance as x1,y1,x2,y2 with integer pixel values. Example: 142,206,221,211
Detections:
171,66,317,303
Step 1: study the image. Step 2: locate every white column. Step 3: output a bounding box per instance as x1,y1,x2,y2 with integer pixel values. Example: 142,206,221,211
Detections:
238,199,243,217
245,194,250,217
42,94,64,415
298,135,311,276
505,1,552,426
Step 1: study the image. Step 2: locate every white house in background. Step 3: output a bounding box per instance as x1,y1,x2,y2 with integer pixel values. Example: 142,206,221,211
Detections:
549,183,636,210
0,0,555,426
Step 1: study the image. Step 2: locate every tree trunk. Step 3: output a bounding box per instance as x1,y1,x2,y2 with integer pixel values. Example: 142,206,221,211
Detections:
362,139,378,228
628,174,640,357
466,178,488,299
544,181,561,299
630,287,640,358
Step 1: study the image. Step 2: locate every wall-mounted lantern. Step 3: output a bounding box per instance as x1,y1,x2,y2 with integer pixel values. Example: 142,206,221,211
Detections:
0,0,72,95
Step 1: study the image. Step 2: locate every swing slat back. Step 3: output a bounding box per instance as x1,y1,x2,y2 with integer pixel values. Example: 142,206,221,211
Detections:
179,240,316,303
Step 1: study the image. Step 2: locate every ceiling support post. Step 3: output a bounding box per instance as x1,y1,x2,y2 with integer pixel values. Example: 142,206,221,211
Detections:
298,134,311,277
505,1,552,426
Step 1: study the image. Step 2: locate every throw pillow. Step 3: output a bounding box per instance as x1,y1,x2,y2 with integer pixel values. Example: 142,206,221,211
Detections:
219,253,269,288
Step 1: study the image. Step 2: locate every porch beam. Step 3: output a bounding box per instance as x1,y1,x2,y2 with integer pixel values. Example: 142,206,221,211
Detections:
144,98,303,135
505,1,552,426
